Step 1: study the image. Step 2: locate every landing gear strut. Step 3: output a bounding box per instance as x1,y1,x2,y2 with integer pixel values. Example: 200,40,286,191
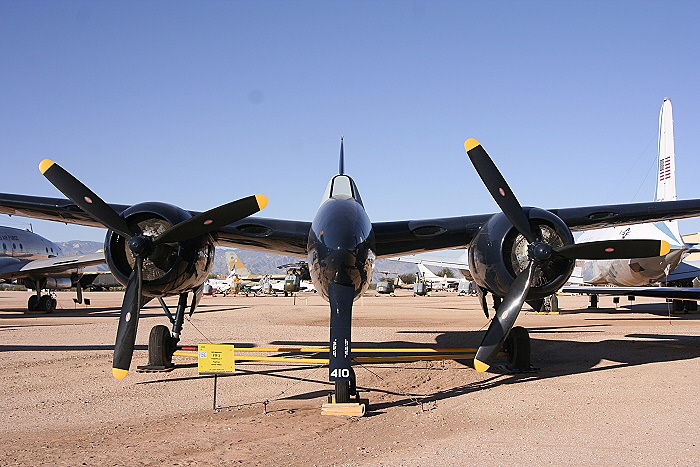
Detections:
139,290,197,372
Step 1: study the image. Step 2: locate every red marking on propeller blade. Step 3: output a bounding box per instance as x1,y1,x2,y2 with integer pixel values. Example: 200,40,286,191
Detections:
125,312,131,322
605,248,614,253
203,219,213,225
498,188,506,197
84,196,93,204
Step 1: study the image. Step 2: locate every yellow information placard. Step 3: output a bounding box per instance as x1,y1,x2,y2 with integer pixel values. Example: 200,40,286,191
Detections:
197,344,235,374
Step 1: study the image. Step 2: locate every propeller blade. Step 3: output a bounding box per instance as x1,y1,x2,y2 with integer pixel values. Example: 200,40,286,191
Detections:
153,195,268,245
474,260,536,372
554,239,671,260
39,160,133,239
112,256,143,380
465,139,536,243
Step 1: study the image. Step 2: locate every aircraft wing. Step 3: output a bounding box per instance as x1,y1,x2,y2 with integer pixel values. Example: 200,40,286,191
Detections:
563,285,700,300
4,193,700,258
0,252,105,279
549,199,700,231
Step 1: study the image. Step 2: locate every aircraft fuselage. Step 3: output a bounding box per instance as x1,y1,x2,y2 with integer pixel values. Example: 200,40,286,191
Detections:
0,226,62,260
307,194,375,301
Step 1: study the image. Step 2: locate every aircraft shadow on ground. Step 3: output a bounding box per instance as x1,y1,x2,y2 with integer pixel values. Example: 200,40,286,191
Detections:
262,325,700,411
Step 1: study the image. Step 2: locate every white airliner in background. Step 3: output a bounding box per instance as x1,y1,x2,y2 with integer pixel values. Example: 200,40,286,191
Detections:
0,225,104,311
393,98,700,307
573,98,699,287
563,98,700,308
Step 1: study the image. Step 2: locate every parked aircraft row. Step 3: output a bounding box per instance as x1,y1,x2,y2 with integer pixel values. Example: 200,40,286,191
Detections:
1,99,698,405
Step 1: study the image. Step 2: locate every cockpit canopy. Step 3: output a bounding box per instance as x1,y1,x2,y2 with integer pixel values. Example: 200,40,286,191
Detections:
321,175,363,206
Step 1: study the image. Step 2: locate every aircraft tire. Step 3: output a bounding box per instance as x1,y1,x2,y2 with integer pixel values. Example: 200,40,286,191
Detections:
684,300,697,312
673,300,684,312
39,295,54,313
504,326,531,371
28,295,38,311
335,380,350,403
148,325,173,367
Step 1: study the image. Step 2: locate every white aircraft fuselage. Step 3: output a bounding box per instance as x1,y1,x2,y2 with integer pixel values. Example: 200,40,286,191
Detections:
578,98,689,287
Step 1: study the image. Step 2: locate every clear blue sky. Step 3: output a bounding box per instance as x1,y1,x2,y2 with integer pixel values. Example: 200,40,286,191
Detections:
1,1,699,243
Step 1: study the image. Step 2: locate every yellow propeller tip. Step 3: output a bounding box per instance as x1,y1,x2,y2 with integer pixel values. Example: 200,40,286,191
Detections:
112,368,129,380
660,240,671,256
473,359,490,372
39,159,55,174
255,194,268,210
464,138,481,152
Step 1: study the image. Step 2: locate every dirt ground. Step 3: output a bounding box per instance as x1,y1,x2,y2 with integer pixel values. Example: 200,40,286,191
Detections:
1,289,699,466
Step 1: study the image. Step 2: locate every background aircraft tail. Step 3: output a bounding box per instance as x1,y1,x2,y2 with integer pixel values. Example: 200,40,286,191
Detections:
655,98,676,202
225,250,250,277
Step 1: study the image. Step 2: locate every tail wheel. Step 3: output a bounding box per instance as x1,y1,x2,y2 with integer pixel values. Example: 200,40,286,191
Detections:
147,325,174,367
335,380,350,403
503,326,531,371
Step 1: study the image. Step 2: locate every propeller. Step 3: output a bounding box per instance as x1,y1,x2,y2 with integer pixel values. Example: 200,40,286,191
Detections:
39,159,267,379
464,139,670,372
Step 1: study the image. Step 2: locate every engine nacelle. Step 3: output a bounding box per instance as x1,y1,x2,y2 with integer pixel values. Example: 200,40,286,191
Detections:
105,202,215,298
468,208,575,299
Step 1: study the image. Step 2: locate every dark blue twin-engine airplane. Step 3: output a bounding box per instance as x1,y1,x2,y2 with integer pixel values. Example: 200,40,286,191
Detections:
0,138,697,403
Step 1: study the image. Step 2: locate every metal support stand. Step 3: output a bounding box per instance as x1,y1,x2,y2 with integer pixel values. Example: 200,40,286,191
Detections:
212,374,218,410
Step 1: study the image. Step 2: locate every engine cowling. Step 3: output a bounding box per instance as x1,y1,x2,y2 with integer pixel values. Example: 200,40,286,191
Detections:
105,202,215,298
468,208,575,299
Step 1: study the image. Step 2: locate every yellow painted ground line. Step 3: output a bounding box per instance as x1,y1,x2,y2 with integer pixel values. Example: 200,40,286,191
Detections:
179,347,481,353
173,352,505,364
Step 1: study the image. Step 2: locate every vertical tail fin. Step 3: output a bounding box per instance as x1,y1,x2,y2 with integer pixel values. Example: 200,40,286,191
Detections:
655,98,676,202
225,250,250,278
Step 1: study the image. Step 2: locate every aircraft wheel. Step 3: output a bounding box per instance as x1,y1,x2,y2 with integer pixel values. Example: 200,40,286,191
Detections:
673,300,684,312
335,380,351,403
503,326,531,371
39,295,54,313
684,300,697,312
28,295,38,311
147,325,174,367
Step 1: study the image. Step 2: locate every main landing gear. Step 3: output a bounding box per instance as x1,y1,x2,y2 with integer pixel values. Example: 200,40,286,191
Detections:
138,290,199,372
28,293,57,312
503,326,532,372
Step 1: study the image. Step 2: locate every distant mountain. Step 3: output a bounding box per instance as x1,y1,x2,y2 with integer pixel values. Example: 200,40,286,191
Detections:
57,241,433,282
213,248,420,281
57,240,109,271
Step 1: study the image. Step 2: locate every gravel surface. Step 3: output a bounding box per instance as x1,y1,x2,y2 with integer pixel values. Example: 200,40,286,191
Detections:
1,290,699,465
